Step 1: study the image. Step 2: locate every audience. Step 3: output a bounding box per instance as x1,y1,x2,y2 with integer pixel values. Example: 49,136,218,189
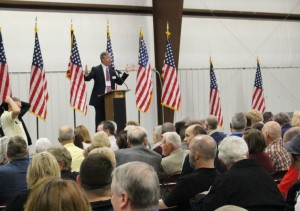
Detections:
116,130,129,149
97,121,118,150
247,109,263,126
77,153,114,211
114,126,164,179
58,125,84,172
229,112,247,137
0,136,29,205
73,132,84,149
291,110,300,127
161,132,188,177
153,122,175,156
205,115,226,145
83,131,110,157
0,136,9,164
75,125,92,149
243,129,274,173
35,137,51,153
47,146,79,181
152,125,162,150
263,111,274,124
195,136,285,211
88,147,116,168
160,135,219,210
111,162,160,211
126,120,139,126
274,112,292,138
251,122,264,131
24,177,92,211
262,121,291,172
6,151,61,211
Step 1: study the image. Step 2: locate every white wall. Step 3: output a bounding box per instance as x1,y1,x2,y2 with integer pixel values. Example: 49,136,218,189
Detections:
1,1,300,148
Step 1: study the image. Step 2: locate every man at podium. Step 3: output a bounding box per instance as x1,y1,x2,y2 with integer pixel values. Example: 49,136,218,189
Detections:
84,52,134,131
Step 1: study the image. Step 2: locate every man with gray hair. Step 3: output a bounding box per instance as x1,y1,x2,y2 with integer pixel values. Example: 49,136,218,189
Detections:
153,122,175,156
160,135,219,210
58,125,84,172
0,136,29,204
196,136,285,211
229,112,247,137
274,112,292,137
115,126,163,178
262,121,290,172
161,132,188,177
111,161,160,211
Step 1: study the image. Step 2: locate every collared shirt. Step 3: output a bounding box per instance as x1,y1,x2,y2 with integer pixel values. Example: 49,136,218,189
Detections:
64,143,84,172
0,111,27,144
265,138,291,172
101,64,110,82
109,135,119,151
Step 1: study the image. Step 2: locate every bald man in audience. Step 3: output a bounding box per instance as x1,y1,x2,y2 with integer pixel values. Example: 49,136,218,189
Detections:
206,115,227,145
181,124,207,176
161,132,189,177
159,135,219,211
58,125,84,172
262,121,291,172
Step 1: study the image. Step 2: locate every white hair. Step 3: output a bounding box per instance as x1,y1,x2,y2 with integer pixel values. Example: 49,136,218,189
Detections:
35,138,52,153
163,132,181,148
218,136,248,167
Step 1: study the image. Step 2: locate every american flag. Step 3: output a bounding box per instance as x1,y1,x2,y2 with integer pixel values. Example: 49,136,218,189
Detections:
29,31,49,120
209,59,223,127
252,59,266,112
106,23,114,69
67,30,87,114
135,30,153,112
0,29,12,105
161,38,181,110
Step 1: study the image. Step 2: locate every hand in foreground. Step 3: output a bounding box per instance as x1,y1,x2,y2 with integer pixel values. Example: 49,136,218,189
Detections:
125,64,135,73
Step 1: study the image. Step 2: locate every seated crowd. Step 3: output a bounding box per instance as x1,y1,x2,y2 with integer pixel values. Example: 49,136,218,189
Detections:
1,99,300,211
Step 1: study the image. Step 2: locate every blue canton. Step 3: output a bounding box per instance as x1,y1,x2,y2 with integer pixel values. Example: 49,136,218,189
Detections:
32,33,44,69
210,64,218,89
71,34,82,67
106,33,114,68
138,36,149,68
165,39,175,67
0,32,7,63
254,64,263,89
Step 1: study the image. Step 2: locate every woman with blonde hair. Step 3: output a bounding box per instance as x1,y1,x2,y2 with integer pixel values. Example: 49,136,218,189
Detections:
6,152,61,211
24,177,92,211
74,125,92,149
83,131,110,157
292,110,300,127
88,147,116,168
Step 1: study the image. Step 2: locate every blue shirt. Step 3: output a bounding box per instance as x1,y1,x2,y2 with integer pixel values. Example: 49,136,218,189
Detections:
0,158,30,203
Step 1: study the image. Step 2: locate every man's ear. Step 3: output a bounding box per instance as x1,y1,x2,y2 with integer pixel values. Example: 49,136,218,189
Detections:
76,175,81,186
120,193,129,209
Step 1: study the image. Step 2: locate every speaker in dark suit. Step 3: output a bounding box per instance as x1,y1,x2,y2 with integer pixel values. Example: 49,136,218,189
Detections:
84,52,134,131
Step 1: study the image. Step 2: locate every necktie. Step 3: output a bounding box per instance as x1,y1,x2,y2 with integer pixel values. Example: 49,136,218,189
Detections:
106,67,112,92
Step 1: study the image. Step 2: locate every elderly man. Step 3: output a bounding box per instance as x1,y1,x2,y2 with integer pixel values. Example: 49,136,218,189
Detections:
77,153,114,210
274,112,292,137
206,115,227,145
153,122,175,156
262,121,291,172
97,121,118,151
229,112,247,137
160,135,219,211
58,125,84,172
111,161,160,211
0,136,30,204
161,132,188,177
196,136,285,211
115,126,163,178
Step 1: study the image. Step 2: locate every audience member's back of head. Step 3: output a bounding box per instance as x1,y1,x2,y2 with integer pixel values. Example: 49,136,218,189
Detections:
27,151,61,189
292,110,300,127
191,124,207,136
263,111,274,124
24,177,92,211
243,129,266,154
283,127,300,143
262,121,282,140
111,161,160,211
117,130,129,149
161,122,175,134
7,136,28,160
163,132,181,149
126,120,140,126
274,112,291,126
47,147,72,171
153,125,162,144
59,125,74,142
247,109,263,125
35,138,52,153
190,135,217,161
127,126,147,146
230,113,247,132
218,136,248,168
92,131,110,148
88,147,116,168
185,120,203,127
206,115,219,130
75,125,92,144
251,122,264,131
79,153,114,194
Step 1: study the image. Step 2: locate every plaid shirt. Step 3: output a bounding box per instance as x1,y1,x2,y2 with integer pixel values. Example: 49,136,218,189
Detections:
265,138,291,172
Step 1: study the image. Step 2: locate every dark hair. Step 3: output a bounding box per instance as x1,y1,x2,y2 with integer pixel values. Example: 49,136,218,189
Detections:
251,122,264,131
74,133,84,149
192,124,207,136
80,153,113,191
7,136,28,159
263,111,273,123
100,121,115,135
274,112,290,125
243,129,266,153
117,130,129,149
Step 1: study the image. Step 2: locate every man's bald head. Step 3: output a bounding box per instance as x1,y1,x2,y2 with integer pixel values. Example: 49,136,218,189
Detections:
58,125,74,142
262,121,281,144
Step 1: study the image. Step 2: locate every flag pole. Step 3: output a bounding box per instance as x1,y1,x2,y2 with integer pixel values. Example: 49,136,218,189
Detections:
71,20,77,129
35,17,40,139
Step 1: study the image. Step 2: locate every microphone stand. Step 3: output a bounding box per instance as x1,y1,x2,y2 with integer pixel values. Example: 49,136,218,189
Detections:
114,69,129,90
152,68,164,124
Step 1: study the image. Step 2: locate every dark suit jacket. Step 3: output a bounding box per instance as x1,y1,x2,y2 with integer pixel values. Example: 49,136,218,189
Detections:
84,65,129,107
115,145,164,179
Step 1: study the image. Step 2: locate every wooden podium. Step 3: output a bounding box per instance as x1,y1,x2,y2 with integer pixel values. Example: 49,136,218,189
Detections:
101,90,129,132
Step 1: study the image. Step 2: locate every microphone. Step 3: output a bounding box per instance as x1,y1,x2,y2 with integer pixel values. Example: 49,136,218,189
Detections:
113,68,129,90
